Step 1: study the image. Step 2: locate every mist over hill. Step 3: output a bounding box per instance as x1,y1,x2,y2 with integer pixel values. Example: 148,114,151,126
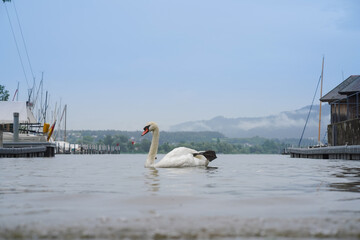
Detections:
63,105,328,152
169,105,330,139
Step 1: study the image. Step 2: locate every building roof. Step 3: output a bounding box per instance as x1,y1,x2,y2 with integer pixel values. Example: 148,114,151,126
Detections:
320,75,360,103
0,101,37,124
339,75,360,94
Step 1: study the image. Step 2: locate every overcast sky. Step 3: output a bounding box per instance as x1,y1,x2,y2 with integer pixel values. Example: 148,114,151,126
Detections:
1,0,359,131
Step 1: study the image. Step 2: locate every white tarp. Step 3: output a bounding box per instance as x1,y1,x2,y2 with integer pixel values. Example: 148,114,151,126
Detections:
0,101,37,124
2,132,47,142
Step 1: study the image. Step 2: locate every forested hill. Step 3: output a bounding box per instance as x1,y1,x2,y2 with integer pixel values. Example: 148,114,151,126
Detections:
169,105,330,139
64,130,316,154
66,130,225,145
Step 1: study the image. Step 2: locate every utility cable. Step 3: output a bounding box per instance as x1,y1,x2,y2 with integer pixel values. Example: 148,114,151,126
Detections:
12,0,35,80
4,2,30,88
322,131,327,145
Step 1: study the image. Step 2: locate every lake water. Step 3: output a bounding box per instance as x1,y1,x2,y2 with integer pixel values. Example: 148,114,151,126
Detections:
1,154,360,239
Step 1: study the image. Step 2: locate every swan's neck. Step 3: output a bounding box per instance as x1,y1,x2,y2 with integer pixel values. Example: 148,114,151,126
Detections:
145,128,159,167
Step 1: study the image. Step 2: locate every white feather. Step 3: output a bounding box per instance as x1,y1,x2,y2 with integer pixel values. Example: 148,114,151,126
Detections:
155,147,208,168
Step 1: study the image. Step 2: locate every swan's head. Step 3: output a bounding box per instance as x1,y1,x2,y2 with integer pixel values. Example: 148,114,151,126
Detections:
141,122,158,136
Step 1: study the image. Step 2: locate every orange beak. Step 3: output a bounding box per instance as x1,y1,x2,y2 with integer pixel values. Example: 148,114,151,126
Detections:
141,128,149,136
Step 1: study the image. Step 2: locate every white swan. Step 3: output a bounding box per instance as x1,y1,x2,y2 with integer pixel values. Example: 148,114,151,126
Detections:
141,122,217,168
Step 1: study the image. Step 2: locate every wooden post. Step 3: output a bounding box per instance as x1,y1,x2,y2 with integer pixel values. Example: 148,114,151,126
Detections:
13,112,19,142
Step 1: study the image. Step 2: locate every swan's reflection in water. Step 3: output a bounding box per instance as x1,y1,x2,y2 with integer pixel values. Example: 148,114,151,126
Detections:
143,166,219,194
144,168,160,194
206,166,219,174
168,166,218,173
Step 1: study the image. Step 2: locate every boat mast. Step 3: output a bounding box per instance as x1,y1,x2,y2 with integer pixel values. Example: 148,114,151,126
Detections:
318,56,324,145
64,104,67,142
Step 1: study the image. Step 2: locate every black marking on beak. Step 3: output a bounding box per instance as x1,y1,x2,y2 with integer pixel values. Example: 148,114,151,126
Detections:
142,125,150,136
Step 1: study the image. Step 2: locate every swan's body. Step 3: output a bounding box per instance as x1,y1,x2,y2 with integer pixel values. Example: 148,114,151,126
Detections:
142,122,217,168
153,147,209,168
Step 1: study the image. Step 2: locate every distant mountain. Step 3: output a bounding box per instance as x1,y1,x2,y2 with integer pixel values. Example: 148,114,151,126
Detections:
169,105,330,139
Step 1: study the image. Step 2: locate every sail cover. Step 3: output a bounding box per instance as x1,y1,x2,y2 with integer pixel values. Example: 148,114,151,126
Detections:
0,101,37,124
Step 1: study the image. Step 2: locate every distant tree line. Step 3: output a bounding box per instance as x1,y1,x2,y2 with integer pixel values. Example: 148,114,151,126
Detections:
65,130,224,145
63,130,317,154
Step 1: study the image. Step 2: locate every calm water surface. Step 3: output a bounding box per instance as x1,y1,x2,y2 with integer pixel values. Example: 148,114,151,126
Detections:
1,154,360,239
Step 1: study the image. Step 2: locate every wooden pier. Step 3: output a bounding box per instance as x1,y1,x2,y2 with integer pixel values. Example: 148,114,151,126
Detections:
288,145,360,160
0,143,119,157
56,143,121,155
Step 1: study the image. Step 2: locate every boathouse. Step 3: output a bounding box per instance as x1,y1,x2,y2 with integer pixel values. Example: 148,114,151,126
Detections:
289,75,360,159
320,75,360,146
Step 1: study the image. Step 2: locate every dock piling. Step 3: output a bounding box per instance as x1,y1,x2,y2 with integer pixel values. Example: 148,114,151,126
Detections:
0,125,3,148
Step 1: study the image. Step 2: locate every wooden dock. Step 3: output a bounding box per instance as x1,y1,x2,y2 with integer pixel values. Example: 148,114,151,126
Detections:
0,142,56,158
0,112,56,158
288,145,360,160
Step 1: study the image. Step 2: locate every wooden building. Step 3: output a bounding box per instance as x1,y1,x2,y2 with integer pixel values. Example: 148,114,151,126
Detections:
320,75,360,146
